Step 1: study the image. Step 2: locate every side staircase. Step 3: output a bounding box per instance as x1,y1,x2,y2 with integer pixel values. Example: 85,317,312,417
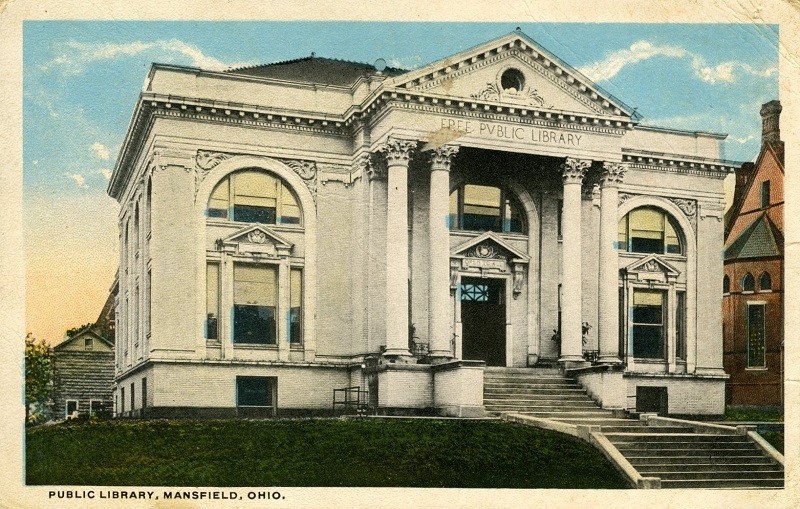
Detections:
485,367,784,489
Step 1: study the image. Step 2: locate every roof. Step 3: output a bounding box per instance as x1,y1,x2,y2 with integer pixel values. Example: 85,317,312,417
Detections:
225,56,407,87
724,213,783,261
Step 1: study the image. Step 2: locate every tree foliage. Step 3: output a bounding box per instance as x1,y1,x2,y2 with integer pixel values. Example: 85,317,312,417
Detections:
25,333,54,424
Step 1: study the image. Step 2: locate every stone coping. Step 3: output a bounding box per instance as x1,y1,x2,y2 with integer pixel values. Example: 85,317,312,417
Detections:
747,430,785,466
646,415,740,434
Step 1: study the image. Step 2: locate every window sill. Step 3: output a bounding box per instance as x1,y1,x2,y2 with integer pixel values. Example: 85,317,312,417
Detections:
233,344,278,350
741,291,755,295
632,358,667,363
745,367,768,371
205,218,304,230
760,289,773,294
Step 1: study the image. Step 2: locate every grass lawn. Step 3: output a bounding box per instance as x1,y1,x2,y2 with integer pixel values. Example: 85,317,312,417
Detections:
759,431,784,454
723,407,783,422
26,418,629,488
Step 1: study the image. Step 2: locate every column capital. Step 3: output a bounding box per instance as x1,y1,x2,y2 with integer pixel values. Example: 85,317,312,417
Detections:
365,153,387,181
600,161,627,187
377,137,417,166
561,157,591,184
429,145,460,172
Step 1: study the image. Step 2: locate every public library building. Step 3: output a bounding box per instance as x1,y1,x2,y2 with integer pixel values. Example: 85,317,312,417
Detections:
108,32,733,418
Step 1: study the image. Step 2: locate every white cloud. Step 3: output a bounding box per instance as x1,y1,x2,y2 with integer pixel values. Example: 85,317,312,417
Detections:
580,40,776,86
98,168,113,180
736,134,755,144
67,173,88,188
42,39,257,75
579,41,686,81
387,55,424,70
91,142,110,160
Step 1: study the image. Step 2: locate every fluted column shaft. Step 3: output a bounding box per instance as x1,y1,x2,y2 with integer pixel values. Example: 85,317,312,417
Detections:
428,145,459,358
559,158,590,363
597,162,626,364
379,138,416,357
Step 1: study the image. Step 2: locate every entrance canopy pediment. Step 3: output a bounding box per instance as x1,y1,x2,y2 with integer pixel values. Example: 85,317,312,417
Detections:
221,224,293,256
387,32,634,120
451,231,530,263
624,254,680,283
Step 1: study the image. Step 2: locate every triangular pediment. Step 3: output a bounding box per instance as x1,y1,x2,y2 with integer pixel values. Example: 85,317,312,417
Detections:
222,225,293,254
388,32,633,119
451,231,530,262
624,254,680,277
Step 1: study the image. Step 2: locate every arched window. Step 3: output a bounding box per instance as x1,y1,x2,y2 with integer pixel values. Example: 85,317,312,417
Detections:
449,183,526,234
723,275,730,294
207,169,302,225
618,207,682,255
741,273,755,292
759,272,772,291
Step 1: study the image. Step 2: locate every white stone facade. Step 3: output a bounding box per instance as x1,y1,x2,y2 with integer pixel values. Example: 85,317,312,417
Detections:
108,32,731,417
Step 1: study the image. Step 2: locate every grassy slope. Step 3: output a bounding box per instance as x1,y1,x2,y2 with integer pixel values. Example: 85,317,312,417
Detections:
26,418,629,488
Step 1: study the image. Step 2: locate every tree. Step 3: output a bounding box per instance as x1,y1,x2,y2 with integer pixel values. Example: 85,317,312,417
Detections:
25,333,54,424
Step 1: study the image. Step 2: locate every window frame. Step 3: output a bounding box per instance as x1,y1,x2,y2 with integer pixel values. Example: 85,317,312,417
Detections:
741,272,755,293
759,272,772,292
235,376,276,407
206,169,303,227
760,180,771,208
449,182,527,234
618,206,683,255
630,289,667,360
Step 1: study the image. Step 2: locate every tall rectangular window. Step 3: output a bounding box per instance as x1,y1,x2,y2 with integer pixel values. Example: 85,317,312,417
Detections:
676,291,686,360
632,290,666,359
289,268,303,345
141,378,147,409
233,263,277,344
747,303,766,368
760,180,771,208
206,262,220,340
130,382,135,411
120,387,125,413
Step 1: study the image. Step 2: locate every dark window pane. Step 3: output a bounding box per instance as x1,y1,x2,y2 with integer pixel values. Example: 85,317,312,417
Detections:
207,207,228,219
632,304,662,324
289,307,302,344
631,237,663,254
760,272,772,291
742,273,755,292
462,212,501,232
633,325,663,358
233,305,275,344
237,377,271,406
279,215,300,225
747,304,766,368
233,205,276,224
206,314,218,340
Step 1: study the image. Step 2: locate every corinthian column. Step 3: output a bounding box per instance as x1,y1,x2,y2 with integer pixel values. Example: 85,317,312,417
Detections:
378,138,417,358
559,157,591,364
597,162,626,364
428,145,459,360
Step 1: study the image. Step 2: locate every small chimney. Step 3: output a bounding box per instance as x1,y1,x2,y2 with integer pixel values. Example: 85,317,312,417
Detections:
760,100,784,163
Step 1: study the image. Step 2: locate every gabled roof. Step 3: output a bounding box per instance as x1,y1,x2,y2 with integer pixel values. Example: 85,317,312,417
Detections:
724,213,783,261
54,328,114,352
226,56,407,87
724,142,784,237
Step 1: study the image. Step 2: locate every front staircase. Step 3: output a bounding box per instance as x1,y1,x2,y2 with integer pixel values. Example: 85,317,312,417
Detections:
484,367,784,489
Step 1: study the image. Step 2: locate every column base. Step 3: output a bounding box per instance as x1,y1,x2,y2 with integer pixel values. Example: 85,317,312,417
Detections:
558,356,589,370
381,349,414,364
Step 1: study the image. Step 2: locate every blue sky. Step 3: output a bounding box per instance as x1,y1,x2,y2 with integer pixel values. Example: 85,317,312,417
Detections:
22,21,779,343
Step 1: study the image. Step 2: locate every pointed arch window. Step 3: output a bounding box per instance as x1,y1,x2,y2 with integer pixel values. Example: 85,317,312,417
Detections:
759,272,772,292
449,184,526,234
741,273,755,293
723,275,730,294
207,169,302,226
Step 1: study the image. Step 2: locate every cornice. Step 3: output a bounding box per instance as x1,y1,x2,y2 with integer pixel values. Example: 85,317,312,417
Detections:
621,150,736,179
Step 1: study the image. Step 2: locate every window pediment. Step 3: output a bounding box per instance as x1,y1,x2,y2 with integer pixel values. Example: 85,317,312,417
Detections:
624,254,680,283
451,231,529,262
220,225,293,256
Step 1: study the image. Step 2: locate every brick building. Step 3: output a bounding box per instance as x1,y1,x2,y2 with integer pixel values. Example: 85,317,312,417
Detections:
107,31,735,418
722,100,784,407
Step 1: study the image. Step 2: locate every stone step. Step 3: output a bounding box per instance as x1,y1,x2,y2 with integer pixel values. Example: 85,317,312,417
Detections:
614,447,763,457
626,455,776,466
614,443,757,454
601,425,692,434
641,469,784,480
514,409,614,417
484,396,596,404
659,478,783,489
549,418,644,426
605,432,741,441
484,367,562,375
483,384,586,396
484,378,578,386
485,404,601,412
636,462,782,473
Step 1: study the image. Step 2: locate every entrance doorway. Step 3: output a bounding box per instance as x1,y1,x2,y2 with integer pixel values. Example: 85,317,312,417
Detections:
460,277,506,366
